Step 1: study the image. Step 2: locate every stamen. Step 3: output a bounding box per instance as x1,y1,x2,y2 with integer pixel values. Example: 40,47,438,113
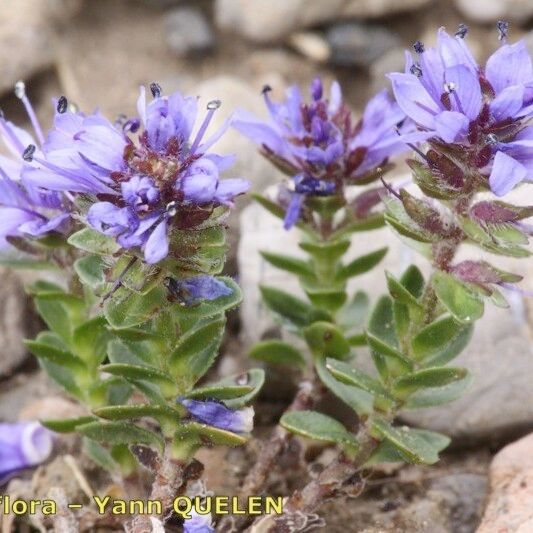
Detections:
14,81,45,146
394,127,428,161
150,82,162,98
189,100,222,153
413,41,425,54
261,84,272,95
497,20,509,41
22,144,36,162
57,96,68,114
455,24,468,39
123,118,141,133
445,82,465,115
410,63,423,77
380,176,401,200
166,201,178,216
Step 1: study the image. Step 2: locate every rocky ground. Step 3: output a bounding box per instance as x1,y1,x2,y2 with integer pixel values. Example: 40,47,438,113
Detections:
1,0,533,531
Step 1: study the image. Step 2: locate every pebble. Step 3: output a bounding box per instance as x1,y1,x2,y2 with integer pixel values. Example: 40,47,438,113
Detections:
164,7,216,57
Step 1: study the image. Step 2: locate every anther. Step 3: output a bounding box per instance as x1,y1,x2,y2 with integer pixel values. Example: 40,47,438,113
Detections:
166,201,178,216
57,96,68,114
497,20,509,41
413,41,425,54
410,63,423,77
487,133,498,145
22,144,36,162
14,81,25,99
150,82,162,98
261,84,272,95
124,118,140,133
455,23,468,39
444,82,456,93
206,99,221,111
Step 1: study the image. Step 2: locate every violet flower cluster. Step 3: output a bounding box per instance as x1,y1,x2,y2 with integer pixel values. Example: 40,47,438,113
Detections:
18,84,249,264
389,26,532,197
234,78,408,228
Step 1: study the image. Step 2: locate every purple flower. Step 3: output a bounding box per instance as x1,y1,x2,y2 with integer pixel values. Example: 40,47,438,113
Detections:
183,510,214,533
0,84,71,246
233,78,408,227
23,85,249,264
388,27,533,196
0,422,53,484
179,399,254,434
165,275,233,305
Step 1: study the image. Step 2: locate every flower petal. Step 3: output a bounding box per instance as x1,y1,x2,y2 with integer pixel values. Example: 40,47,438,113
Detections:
489,151,528,196
434,110,469,143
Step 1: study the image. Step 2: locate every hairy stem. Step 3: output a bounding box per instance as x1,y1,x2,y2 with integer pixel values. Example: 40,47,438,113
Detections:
128,446,187,533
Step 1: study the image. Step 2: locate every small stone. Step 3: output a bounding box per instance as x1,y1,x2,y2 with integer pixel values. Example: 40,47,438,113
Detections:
326,23,400,68
525,30,533,57
289,32,331,63
454,0,533,25
215,0,433,43
477,432,533,532
370,48,407,92
164,7,215,57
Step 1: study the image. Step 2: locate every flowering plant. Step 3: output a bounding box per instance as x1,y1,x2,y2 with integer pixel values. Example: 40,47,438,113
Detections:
0,82,258,531
229,24,532,530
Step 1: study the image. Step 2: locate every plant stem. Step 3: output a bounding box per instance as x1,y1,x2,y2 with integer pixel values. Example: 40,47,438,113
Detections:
129,445,187,533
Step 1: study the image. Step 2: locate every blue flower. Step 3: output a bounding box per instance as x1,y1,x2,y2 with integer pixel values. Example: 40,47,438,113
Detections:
0,422,53,485
388,27,533,196
183,509,214,533
233,77,408,227
179,399,254,434
165,275,233,305
23,85,249,264
0,84,70,246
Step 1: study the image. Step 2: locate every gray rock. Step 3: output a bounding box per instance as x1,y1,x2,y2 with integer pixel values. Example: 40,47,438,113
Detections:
526,30,533,58
215,0,433,43
370,48,406,92
238,183,533,445
326,23,400,68
0,0,82,94
477,432,533,532
165,7,216,57
0,268,42,377
454,0,533,25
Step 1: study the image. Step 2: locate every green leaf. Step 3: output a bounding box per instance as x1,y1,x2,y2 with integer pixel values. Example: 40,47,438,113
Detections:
370,419,450,464
260,285,313,328
400,265,425,298
299,239,350,264
77,421,164,453
261,251,314,278
403,374,473,409
74,255,106,288
386,271,422,308
41,416,97,433
185,384,254,400
24,340,86,373
315,357,374,416
304,322,350,361
172,278,243,320
0,257,59,271
68,228,120,255
336,247,388,281
100,364,177,397
83,438,119,472
326,359,393,408
411,315,473,365
73,316,110,366
177,421,248,447
392,367,468,399
280,411,359,450
93,404,184,435
366,296,412,377
104,285,167,329
249,340,306,367
168,316,226,386
433,271,484,324
301,281,347,313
